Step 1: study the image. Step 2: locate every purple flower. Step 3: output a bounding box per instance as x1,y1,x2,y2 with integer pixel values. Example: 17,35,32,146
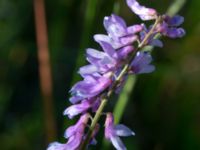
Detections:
47,133,82,150
64,113,89,138
48,114,90,150
63,100,90,119
130,51,155,74
126,0,157,20
63,98,100,119
80,42,118,75
103,14,142,40
158,15,185,38
164,15,184,26
69,74,111,104
104,14,128,40
94,14,142,49
105,113,135,150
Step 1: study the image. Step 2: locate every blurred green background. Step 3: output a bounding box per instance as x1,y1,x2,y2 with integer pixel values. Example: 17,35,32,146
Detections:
0,0,200,150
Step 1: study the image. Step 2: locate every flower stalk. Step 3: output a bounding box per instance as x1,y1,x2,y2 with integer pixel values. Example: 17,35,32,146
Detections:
47,1,185,150
81,16,163,149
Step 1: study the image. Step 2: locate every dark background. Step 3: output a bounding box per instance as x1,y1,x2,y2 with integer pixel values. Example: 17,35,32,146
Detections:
0,0,200,149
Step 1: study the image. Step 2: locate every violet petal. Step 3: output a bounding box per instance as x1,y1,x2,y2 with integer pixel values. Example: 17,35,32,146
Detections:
114,124,135,137
110,135,127,150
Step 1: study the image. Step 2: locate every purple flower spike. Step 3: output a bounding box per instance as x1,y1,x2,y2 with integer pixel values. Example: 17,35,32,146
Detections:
126,0,157,20
130,51,155,74
70,74,111,103
105,113,135,150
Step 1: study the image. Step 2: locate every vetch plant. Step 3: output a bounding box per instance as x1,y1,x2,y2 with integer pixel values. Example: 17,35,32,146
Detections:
47,0,185,150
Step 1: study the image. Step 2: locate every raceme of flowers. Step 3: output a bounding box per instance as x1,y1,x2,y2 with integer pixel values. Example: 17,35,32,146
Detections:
47,0,185,150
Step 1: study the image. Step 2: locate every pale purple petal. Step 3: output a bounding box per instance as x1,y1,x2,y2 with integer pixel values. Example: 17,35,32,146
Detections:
64,125,75,138
104,14,127,38
114,124,135,137
64,113,89,138
164,27,185,38
86,48,105,59
138,65,155,74
149,39,163,47
132,51,152,65
105,113,115,139
110,135,127,150
63,100,91,119
130,51,155,74
117,45,134,59
65,133,82,150
47,142,66,150
71,75,111,98
119,35,138,45
99,55,116,67
98,41,116,57
126,0,157,20
127,24,143,34
94,34,113,45
94,34,125,49
69,95,83,104
79,65,98,75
